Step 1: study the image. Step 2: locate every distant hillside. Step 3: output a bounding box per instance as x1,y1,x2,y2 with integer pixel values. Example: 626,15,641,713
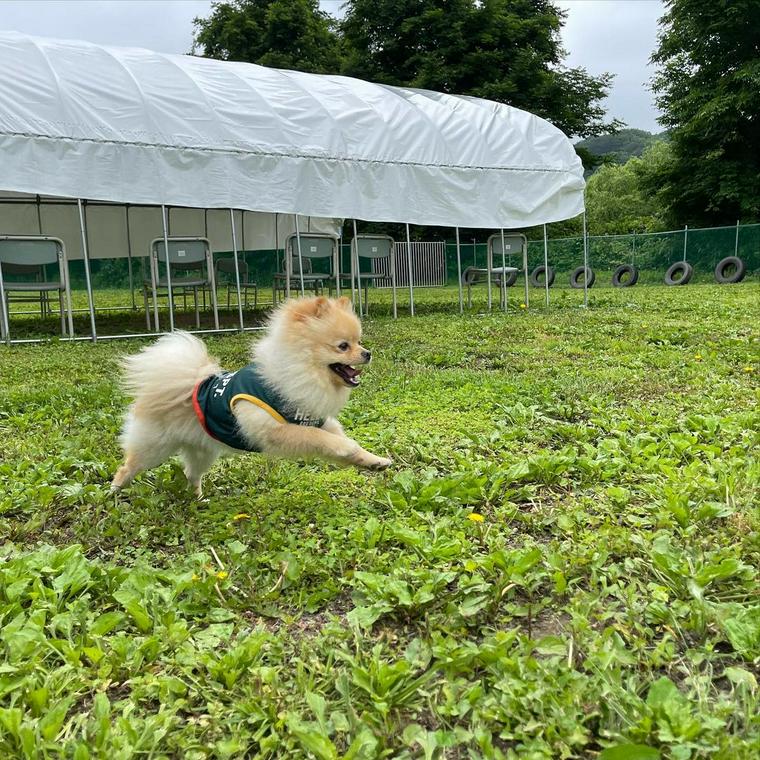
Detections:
576,128,668,168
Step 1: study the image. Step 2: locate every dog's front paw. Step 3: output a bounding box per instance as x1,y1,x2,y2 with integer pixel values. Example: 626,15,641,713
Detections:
358,453,393,471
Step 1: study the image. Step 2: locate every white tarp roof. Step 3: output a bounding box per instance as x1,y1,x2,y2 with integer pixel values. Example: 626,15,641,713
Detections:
0,31,585,229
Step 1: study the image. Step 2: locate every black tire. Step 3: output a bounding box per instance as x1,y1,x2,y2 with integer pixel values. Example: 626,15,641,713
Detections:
530,265,555,288
664,261,694,286
714,256,746,284
499,269,519,287
570,265,595,289
611,264,639,287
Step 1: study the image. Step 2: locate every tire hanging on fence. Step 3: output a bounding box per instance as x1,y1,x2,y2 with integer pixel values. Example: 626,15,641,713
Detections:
570,265,595,289
499,269,519,287
611,264,639,287
714,256,746,284
664,261,693,285
530,265,555,288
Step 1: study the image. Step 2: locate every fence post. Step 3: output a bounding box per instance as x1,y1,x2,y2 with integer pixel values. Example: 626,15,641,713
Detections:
734,219,740,257
682,224,688,262
582,212,589,308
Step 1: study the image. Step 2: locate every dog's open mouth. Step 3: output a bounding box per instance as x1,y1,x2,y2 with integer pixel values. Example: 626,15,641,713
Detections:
329,363,362,387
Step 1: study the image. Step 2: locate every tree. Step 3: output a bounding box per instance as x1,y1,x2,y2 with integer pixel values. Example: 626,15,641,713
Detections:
585,141,671,235
648,0,760,225
576,128,666,170
340,0,617,138
193,0,341,74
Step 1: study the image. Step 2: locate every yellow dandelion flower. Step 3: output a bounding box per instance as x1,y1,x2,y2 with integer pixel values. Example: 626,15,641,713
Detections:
743,366,753,373
216,571,228,580
191,573,200,582
467,513,485,523
694,354,702,360
233,513,251,521
520,303,527,309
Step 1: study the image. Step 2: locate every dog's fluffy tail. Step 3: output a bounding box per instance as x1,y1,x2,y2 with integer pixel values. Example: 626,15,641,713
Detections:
121,331,221,415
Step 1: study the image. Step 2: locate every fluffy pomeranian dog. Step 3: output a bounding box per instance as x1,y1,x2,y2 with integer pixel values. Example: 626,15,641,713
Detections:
111,296,392,497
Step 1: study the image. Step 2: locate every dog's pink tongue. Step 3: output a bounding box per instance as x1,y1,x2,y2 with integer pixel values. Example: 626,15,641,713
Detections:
344,366,361,379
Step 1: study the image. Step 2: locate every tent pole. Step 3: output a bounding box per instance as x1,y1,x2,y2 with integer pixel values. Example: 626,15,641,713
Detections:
125,205,136,310
77,199,98,342
294,215,305,297
336,231,342,297
486,236,492,312
390,237,398,319
543,224,550,308
161,204,175,331
455,227,463,315
0,250,9,345
582,211,589,309
229,209,244,331
352,220,363,316
275,213,286,303
405,223,415,316
522,235,529,309
499,228,507,312
60,241,74,338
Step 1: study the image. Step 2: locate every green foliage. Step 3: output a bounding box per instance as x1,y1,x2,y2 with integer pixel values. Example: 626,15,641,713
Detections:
576,128,668,170
1,284,759,757
340,0,617,138
193,0,342,73
649,0,760,225
585,141,672,234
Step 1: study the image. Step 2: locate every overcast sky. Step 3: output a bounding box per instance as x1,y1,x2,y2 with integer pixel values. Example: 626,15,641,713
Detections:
0,0,665,133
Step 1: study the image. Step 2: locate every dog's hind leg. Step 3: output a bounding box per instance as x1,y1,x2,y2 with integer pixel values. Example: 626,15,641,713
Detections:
111,415,177,491
178,446,219,498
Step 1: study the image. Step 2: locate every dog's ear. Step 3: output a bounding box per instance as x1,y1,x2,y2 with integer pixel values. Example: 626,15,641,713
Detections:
335,296,354,313
291,296,330,321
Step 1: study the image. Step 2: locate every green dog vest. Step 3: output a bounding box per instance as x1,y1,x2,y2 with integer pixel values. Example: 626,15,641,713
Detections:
192,363,324,451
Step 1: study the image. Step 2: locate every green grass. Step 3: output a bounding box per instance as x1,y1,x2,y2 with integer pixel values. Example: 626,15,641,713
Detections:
1,283,758,759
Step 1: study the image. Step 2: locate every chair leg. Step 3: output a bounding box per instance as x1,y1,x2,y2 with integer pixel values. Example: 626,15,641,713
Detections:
0,293,7,342
194,287,200,329
59,290,65,336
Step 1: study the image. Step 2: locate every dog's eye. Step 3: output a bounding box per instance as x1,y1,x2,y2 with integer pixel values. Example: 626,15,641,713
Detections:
338,341,350,352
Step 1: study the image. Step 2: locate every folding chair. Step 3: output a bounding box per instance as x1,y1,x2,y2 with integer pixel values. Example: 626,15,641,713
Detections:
273,234,339,303
0,236,74,341
343,235,396,316
216,257,258,310
461,234,527,308
143,237,219,331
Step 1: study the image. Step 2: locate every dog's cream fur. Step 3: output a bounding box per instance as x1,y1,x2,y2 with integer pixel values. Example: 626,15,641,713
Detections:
111,296,392,497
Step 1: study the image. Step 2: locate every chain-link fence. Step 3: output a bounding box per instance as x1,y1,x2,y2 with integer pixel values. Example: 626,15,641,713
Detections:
63,222,759,292
469,223,758,288
442,223,759,287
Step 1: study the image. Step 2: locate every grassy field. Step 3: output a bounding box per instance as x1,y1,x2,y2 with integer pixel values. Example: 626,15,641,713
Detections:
0,284,758,759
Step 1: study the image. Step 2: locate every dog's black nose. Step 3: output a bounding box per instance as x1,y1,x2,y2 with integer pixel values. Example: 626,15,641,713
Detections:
362,349,371,361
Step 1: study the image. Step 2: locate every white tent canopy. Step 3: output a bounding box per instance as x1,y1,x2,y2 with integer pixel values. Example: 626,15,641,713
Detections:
0,31,584,229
